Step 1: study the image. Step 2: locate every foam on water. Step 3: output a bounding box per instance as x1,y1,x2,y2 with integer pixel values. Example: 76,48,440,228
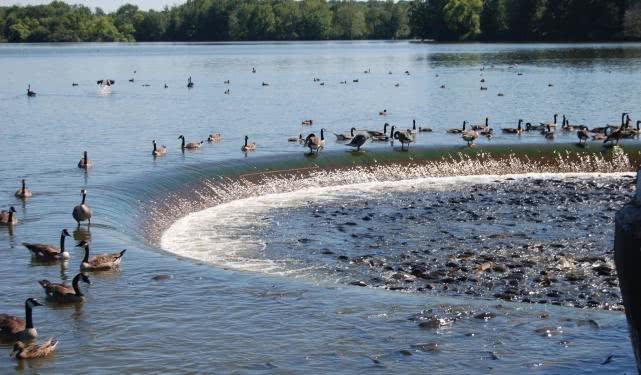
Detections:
160,171,634,275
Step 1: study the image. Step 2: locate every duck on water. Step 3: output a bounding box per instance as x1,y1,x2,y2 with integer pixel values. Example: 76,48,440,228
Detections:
23,229,72,262
0,298,44,341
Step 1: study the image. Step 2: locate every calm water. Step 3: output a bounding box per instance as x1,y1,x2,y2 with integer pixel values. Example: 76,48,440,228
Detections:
0,42,640,373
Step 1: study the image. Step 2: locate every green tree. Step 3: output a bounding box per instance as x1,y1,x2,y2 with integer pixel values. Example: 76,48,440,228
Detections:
300,0,332,39
442,0,482,40
480,0,509,40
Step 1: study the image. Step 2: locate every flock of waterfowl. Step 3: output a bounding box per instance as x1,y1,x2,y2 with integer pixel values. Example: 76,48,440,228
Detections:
8,64,639,363
1,158,126,360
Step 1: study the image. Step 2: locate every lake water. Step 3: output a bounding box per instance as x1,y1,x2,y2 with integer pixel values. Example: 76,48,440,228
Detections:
0,42,640,373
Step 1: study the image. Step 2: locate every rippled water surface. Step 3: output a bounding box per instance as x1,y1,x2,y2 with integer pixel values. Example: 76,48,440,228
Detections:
1,42,640,373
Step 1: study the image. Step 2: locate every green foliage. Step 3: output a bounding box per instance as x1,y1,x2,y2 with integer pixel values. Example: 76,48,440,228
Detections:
0,0,636,42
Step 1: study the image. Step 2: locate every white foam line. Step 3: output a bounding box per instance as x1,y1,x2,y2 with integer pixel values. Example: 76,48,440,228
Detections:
160,172,634,274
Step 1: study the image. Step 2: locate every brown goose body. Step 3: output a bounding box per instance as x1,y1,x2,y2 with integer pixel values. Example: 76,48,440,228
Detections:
152,140,167,156
78,151,92,169
72,190,92,225
0,299,43,341
76,241,126,271
11,339,58,359
0,206,18,225
241,136,256,152
23,229,71,261
179,135,202,149
39,273,90,303
15,179,32,198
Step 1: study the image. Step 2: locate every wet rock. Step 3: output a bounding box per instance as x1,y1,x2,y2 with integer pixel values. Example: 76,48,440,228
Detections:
151,274,173,281
350,281,367,287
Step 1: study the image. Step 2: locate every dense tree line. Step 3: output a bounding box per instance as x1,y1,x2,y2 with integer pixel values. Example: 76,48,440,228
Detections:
410,0,641,41
0,0,410,42
0,0,639,43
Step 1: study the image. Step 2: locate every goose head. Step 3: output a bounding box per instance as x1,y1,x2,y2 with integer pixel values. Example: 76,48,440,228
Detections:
10,206,16,214
75,240,89,249
26,298,43,308
178,135,184,140
62,229,71,237
80,273,91,285
10,341,26,358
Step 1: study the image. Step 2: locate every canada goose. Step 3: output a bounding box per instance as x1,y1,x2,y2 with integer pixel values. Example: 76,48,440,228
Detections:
164,83,168,88
0,206,18,226
224,80,230,84
480,127,494,138
419,127,433,132
480,86,488,90
447,121,467,134
78,151,92,169
340,80,347,84
224,89,230,95
72,189,92,225
525,122,544,132
262,82,269,86
252,67,256,73
335,128,356,141
301,120,313,126
15,179,32,198
543,124,555,140
72,82,78,87
207,133,222,142
187,76,194,88
407,121,418,135
288,134,303,143
304,129,325,154
502,119,523,134
367,123,389,138
241,136,256,152
540,114,559,129
472,118,489,131
0,298,43,340
462,129,479,147
346,134,368,152
440,85,446,89
592,132,608,141
480,78,485,83
75,241,126,271
394,131,414,151
577,128,590,144
129,78,134,83
178,135,203,150
27,85,36,97
23,229,71,261
96,79,115,86
604,126,624,146
39,273,90,303
353,79,359,83
11,339,58,360
379,109,387,116
152,140,167,156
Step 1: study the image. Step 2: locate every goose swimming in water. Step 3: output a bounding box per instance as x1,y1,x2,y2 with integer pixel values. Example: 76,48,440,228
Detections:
288,134,303,143
0,298,43,341
241,136,256,152
207,133,222,143
346,134,368,152
335,128,356,141
78,151,92,169
367,123,389,138
152,140,167,156
447,121,467,134
0,206,18,226
379,109,387,116
502,119,523,134
540,114,559,129
75,241,126,272
472,117,489,131
301,120,313,126
604,126,624,146
178,135,203,150
39,273,90,303
11,339,58,360
27,85,36,97
72,189,92,226
543,124,555,140
15,179,32,198
187,76,194,88
23,229,71,261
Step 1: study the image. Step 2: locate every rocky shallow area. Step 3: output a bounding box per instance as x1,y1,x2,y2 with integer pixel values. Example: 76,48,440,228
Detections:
263,175,637,311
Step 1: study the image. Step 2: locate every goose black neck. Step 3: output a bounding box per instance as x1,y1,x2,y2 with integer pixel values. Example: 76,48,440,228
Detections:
72,274,83,296
153,142,157,152
181,138,185,148
81,192,86,205
60,233,66,253
485,118,488,126
463,121,467,130
83,152,88,164
25,302,34,329
21,180,26,193
320,129,324,140
8,210,14,222
244,137,248,147
554,114,558,123
82,246,90,263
